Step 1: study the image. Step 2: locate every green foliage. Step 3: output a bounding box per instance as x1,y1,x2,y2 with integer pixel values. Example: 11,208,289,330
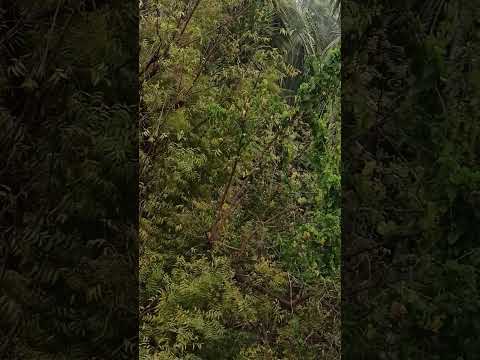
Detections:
0,1,137,358
140,0,340,358
343,1,480,358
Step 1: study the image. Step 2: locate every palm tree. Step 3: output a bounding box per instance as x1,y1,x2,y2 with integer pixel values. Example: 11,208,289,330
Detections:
270,0,340,89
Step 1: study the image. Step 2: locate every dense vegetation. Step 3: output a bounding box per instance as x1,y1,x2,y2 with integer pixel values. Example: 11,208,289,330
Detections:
139,0,341,358
343,1,480,359
3,1,477,359
1,1,138,358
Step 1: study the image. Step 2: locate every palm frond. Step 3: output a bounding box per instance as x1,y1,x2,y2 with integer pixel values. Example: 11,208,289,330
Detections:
270,0,340,90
